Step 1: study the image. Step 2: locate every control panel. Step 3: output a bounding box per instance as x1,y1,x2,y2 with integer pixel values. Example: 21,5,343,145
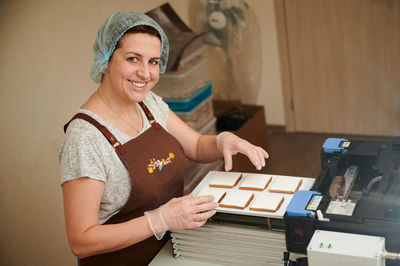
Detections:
307,230,385,266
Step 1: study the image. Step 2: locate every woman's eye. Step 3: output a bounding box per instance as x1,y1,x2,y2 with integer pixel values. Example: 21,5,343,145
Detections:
128,57,137,62
149,60,159,65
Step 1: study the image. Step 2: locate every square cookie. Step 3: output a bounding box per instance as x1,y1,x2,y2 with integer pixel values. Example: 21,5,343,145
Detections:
269,176,303,194
209,172,242,188
249,193,284,212
239,174,272,191
196,187,226,203
219,190,254,209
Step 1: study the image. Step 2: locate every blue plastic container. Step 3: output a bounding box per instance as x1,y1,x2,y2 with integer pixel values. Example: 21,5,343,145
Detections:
164,82,212,113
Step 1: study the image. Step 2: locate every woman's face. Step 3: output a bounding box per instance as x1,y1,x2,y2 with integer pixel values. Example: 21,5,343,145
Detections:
106,32,161,103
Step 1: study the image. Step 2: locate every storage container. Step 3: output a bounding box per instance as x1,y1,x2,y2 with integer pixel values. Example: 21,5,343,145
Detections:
164,82,214,131
198,116,217,135
153,56,209,99
177,97,214,131
164,81,211,112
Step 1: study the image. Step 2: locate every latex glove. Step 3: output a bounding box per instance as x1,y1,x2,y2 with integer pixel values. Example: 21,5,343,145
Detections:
216,131,269,171
144,194,218,240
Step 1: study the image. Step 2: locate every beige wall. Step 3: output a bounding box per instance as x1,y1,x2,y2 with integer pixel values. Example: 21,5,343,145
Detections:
252,0,285,125
0,1,283,265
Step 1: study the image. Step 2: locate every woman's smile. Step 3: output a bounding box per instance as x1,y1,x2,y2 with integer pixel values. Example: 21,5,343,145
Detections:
128,79,147,90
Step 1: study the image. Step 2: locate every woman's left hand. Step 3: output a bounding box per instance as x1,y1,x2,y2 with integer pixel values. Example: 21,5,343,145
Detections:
216,131,269,171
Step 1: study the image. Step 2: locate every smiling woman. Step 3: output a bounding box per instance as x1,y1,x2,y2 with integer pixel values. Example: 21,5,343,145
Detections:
97,32,162,122
59,10,269,266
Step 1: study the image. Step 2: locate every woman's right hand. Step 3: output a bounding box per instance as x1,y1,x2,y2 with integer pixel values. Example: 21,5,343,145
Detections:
144,194,218,240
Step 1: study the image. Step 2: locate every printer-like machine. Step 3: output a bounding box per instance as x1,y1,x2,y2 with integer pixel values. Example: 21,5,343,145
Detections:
285,137,400,266
168,137,400,266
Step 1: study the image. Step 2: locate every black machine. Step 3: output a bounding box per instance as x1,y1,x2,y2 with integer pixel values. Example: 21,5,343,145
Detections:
284,137,400,264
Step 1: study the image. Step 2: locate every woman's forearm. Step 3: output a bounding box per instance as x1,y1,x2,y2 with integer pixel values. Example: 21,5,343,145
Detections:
193,135,223,163
68,216,153,258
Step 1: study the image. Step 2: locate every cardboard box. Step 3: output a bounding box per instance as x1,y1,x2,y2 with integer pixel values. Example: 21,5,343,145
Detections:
213,100,268,173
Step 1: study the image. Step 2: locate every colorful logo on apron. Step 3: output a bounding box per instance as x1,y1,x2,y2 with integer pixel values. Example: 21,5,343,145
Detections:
148,153,175,173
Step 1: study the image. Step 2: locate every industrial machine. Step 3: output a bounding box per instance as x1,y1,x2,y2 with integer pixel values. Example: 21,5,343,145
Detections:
167,137,400,265
284,137,400,265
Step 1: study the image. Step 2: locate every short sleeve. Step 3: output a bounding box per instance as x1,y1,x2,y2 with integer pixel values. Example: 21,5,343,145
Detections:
59,126,107,184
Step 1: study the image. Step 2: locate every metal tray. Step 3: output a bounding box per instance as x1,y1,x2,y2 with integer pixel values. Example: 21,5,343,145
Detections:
191,171,316,219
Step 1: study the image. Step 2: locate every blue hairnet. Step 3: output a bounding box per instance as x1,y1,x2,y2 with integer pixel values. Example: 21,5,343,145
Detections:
90,10,169,83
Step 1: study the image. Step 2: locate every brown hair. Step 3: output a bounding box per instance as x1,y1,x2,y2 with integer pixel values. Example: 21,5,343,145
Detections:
115,25,161,49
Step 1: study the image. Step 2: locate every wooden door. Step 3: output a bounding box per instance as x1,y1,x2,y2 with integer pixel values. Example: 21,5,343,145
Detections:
275,0,400,136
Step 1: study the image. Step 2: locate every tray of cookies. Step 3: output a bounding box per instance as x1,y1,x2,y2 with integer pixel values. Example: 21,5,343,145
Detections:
191,171,316,219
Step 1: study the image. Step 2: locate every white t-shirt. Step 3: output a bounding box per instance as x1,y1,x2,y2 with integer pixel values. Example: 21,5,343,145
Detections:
59,91,170,224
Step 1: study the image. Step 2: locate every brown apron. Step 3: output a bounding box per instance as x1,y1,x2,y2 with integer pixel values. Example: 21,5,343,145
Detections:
64,102,185,266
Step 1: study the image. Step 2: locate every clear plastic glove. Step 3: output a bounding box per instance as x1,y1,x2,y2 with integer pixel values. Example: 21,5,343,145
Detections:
216,131,269,171
144,194,218,240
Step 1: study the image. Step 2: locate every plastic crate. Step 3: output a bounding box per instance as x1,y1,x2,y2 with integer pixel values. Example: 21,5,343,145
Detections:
198,116,217,135
164,81,212,112
164,82,214,131
152,56,209,99
176,98,214,131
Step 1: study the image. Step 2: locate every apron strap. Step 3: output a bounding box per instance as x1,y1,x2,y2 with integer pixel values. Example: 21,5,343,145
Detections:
138,102,161,130
63,113,126,155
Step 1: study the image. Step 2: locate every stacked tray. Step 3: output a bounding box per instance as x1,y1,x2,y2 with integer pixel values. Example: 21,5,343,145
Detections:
164,81,214,131
171,222,304,266
153,56,209,99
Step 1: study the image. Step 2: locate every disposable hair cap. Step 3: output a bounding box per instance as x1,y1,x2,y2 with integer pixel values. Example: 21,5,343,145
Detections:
90,10,169,83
